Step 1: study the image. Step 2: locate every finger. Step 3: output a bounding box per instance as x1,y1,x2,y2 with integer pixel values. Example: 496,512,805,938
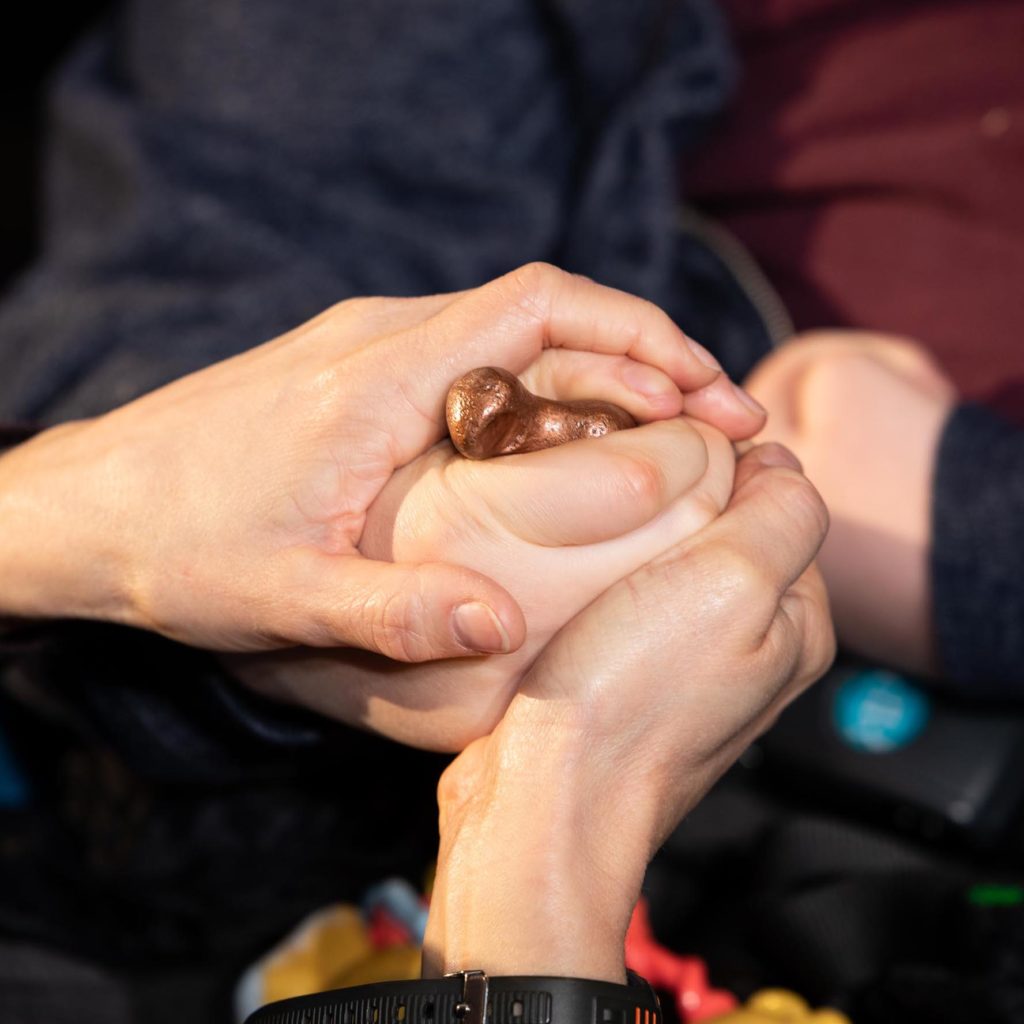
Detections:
681,442,829,611
730,566,836,751
858,335,957,401
518,349,684,422
777,563,836,685
755,331,955,408
370,263,758,463
278,550,527,661
679,375,767,440
456,418,709,547
499,265,722,387
516,268,764,437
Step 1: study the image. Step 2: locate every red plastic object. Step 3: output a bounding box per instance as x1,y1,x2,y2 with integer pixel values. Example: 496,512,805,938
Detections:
625,898,738,1022
367,906,412,949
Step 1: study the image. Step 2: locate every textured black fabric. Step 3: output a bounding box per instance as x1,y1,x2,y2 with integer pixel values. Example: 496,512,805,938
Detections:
0,0,763,424
932,404,1024,694
21,623,326,782
0,633,448,1013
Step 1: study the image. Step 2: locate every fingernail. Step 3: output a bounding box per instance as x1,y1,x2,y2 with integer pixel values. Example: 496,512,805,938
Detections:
686,337,722,371
731,381,767,416
621,361,673,399
452,602,511,654
754,442,803,472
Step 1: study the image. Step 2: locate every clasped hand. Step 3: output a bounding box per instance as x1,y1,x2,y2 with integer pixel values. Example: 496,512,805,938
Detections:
0,263,758,658
0,264,834,985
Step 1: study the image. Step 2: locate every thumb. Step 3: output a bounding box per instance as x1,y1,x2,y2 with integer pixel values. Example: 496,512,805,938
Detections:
365,263,735,466
454,417,709,547
277,550,527,662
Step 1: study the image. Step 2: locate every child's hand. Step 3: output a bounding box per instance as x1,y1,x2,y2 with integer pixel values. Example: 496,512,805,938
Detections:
744,331,956,673
231,359,736,750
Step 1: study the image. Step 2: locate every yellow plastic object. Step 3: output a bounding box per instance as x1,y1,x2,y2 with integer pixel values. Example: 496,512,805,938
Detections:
708,988,852,1023
333,945,423,987
261,904,374,1005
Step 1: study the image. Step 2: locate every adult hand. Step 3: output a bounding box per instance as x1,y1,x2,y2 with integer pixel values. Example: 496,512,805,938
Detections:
231,407,736,750
744,331,956,673
423,444,834,982
0,263,764,658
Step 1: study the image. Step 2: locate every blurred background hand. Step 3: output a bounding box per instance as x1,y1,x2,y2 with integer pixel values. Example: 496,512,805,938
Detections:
744,330,956,675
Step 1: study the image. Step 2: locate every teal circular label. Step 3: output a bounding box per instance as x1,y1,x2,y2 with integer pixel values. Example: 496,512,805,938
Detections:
833,670,930,753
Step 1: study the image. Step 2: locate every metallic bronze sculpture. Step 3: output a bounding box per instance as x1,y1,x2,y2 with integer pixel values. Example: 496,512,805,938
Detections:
446,366,635,459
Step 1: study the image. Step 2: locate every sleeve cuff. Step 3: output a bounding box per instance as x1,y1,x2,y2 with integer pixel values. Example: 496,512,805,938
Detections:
931,403,1024,694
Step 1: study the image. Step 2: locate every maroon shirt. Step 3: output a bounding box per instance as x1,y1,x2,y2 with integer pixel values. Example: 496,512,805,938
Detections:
688,0,1024,421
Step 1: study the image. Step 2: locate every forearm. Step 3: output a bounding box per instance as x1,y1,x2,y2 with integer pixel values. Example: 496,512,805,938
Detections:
0,419,137,625
423,713,655,982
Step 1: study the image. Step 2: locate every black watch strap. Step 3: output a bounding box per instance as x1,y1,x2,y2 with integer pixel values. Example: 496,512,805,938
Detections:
244,970,661,1024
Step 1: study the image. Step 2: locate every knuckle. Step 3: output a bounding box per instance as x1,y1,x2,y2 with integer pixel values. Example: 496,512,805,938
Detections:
502,261,561,303
689,417,732,460
327,294,387,322
768,468,830,545
369,585,431,663
616,296,669,352
706,546,773,617
514,259,560,284
637,294,671,327
808,631,837,684
796,348,871,410
616,452,669,515
687,486,728,531
684,421,733,499
437,761,472,807
803,602,838,683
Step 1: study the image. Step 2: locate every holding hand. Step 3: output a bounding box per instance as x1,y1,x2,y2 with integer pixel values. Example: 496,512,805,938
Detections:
0,264,763,659
423,443,834,981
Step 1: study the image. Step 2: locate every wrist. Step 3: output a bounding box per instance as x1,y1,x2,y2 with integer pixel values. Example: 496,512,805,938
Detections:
0,420,140,625
424,724,654,983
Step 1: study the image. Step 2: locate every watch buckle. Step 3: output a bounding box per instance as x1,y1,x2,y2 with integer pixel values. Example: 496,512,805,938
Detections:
449,970,489,1024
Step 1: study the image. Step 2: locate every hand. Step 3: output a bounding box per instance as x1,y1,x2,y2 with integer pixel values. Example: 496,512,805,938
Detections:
232,399,738,750
424,444,834,981
744,331,956,673
0,263,764,657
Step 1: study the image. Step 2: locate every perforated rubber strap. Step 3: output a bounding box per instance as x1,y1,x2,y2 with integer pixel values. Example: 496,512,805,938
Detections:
244,970,661,1024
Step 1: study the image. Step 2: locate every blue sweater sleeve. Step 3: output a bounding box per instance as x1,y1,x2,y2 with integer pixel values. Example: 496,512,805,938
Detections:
931,403,1024,695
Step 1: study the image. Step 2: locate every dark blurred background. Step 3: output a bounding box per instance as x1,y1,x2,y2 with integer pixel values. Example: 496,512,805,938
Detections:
0,5,109,292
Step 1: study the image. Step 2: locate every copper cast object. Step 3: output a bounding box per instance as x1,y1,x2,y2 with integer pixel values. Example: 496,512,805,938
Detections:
446,366,635,460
